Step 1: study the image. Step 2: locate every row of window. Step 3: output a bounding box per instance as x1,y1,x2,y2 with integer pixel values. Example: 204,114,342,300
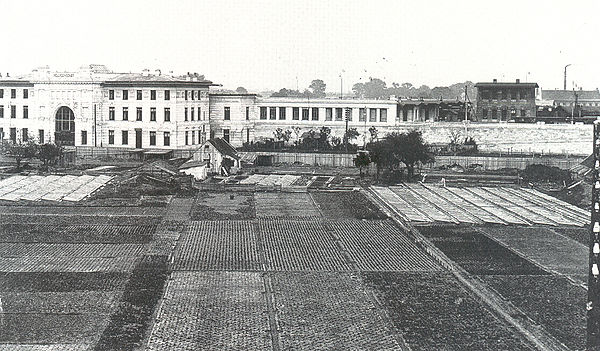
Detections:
0,89,28,99
108,106,206,122
481,107,530,119
0,127,42,143
184,129,207,145
479,89,530,101
257,107,387,123
222,106,251,121
0,105,28,119
108,89,204,101
108,130,172,146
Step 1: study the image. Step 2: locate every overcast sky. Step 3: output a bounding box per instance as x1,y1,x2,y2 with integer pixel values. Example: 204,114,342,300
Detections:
2,0,599,93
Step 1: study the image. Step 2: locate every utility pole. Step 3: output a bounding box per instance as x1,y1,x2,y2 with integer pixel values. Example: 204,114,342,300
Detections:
588,121,600,348
564,64,572,90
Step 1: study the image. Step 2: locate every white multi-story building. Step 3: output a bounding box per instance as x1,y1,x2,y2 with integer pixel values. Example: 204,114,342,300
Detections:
0,65,462,150
0,65,213,149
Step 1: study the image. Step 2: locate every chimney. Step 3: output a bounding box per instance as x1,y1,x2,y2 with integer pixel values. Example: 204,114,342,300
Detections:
516,79,520,83
6,73,9,77
155,69,161,76
493,79,497,83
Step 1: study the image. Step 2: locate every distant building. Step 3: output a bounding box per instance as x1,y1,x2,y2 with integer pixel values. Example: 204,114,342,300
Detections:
475,79,538,122
539,88,600,108
536,89,600,124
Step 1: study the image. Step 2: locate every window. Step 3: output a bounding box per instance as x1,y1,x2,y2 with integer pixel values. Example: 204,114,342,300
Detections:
23,106,28,119
0,128,3,140
481,90,489,100
0,89,3,98
521,90,528,100
502,90,507,100
185,131,189,145
191,107,195,121
11,105,16,118
164,90,170,100
191,91,195,101
482,109,488,118
164,132,170,146
164,108,170,122
109,107,115,120
0,105,3,118
184,107,188,121
123,107,129,121
80,130,87,145
359,108,366,122
279,107,286,120
11,89,16,99
312,108,319,121
109,90,114,100
335,108,343,121
326,108,333,121
10,128,16,143
150,107,156,121
223,129,230,143
260,107,267,120
108,130,114,144
149,131,156,146
123,90,128,100
191,130,196,144
492,108,497,119
246,106,250,120
135,107,141,121
137,90,142,100
380,109,387,122
23,89,28,99
39,130,44,144
185,90,188,101
269,107,277,120
225,107,231,120
501,108,507,120
150,90,156,100
369,108,377,122
293,107,300,120
302,108,309,120
122,130,128,145
510,108,516,119
521,109,526,117
22,128,28,142
198,129,202,144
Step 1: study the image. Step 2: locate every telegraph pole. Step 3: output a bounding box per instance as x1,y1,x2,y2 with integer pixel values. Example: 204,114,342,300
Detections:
588,121,600,349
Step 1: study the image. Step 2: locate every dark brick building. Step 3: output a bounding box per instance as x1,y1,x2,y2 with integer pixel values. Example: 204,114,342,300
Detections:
475,80,538,122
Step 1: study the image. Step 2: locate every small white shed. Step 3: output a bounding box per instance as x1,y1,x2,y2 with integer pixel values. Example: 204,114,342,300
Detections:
193,138,241,176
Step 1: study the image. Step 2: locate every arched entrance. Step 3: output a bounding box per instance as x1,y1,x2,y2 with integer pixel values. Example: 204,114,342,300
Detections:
55,106,75,146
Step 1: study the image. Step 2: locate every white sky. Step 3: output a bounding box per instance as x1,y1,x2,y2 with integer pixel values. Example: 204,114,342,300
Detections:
2,0,600,92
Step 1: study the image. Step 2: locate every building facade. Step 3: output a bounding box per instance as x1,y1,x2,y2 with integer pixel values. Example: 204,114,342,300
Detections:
475,80,538,123
0,65,214,149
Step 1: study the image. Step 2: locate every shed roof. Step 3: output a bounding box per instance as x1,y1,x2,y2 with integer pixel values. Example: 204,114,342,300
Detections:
207,138,240,160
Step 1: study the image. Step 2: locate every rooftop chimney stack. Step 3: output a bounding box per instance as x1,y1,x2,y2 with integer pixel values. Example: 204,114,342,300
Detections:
516,79,520,83
493,79,497,83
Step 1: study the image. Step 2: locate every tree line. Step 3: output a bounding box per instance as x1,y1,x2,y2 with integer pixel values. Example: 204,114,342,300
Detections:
1,138,63,170
268,77,476,101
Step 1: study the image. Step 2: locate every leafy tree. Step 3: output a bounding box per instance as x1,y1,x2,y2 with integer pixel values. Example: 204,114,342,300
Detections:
273,128,292,143
271,88,302,97
352,77,387,99
235,87,248,94
330,136,341,148
385,130,433,179
309,79,326,98
369,126,378,143
354,152,371,177
292,126,302,146
37,143,63,167
318,126,331,150
3,139,37,170
343,128,360,145
366,140,391,180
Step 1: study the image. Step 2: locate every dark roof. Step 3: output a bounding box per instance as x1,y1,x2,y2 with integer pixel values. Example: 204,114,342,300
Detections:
542,89,600,101
209,93,258,97
208,138,240,159
475,82,538,88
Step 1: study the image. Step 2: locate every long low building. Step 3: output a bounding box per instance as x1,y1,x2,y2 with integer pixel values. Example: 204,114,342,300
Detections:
0,65,469,150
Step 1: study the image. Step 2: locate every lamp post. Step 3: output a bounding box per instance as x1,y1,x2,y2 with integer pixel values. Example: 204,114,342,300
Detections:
564,64,572,90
